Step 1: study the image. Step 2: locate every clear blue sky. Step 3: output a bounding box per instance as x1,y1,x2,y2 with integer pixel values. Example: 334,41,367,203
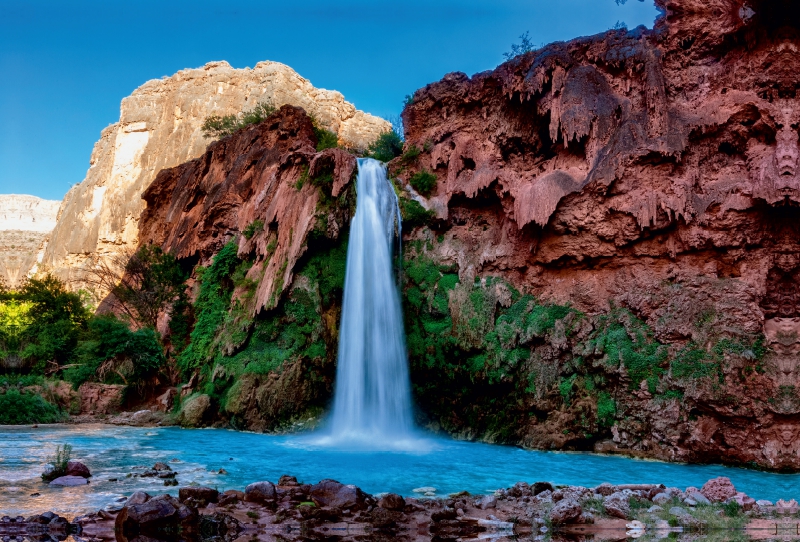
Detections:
0,0,659,201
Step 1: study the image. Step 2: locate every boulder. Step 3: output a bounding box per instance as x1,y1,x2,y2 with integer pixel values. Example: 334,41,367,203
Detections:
603,492,631,519
179,487,219,506
153,462,171,472
125,491,151,506
549,498,582,525
244,481,277,503
219,490,245,506
278,475,299,486
669,506,689,516
179,394,211,427
734,492,756,511
532,481,554,495
49,476,88,487
594,483,615,496
66,461,91,478
756,499,773,507
477,495,497,510
700,477,737,503
309,479,368,510
378,493,405,511
116,494,197,536
685,490,711,505
652,492,670,505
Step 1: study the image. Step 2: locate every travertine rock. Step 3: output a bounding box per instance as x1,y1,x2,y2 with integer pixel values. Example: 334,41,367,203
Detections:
0,195,60,287
396,0,800,469
40,60,389,296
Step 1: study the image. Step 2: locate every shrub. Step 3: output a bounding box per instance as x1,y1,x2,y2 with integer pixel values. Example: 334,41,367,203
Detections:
596,392,616,427
399,199,434,229
42,444,72,480
409,170,437,195
201,100,277,139
503,31,537,61
314,126,339,152
242,219,264,240
367,131,403,162
0,388,65,425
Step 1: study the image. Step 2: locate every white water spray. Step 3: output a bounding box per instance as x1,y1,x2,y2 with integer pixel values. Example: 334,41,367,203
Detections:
325,158,416,447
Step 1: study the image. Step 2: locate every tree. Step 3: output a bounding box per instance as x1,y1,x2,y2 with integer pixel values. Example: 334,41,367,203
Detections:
503,31,537,61
90,245,188,331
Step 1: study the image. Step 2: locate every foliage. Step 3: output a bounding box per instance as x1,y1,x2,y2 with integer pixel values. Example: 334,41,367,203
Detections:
409,170,437,195
308,114,339,152
503,31,537,61
201,100,277,139
17,275,91,372
399,199,434,230
65,315,165,389
178,241,241,375
42,444,72,480
596,391,616,427
108,245,189,330
242,219,265,240
367,131,404,163
0,388,65,425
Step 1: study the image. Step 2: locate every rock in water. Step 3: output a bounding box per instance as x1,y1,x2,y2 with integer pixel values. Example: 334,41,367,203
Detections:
65,461,91,478
49,476,89,487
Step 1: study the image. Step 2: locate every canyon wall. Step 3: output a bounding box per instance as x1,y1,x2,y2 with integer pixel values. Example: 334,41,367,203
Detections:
0,195,60,287
40,61,389,297
123,0,800,470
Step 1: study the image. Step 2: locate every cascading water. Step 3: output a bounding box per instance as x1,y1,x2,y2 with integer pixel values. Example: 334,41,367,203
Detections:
324,158,416,447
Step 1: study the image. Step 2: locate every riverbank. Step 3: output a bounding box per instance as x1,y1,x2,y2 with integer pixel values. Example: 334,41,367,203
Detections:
12,476,799,542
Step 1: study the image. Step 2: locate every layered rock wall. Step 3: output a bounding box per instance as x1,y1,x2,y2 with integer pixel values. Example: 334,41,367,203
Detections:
390,0,800,469
41,61,389,296
0,195,60,287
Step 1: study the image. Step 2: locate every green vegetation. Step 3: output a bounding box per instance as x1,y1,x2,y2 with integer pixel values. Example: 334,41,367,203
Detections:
243,219,264,240
409,170,437,195
399,199,434,229
367,131,404,163
309,115,339,152
503,31,537,61
42,444,72,481
202,100,277,139
0,387,65,425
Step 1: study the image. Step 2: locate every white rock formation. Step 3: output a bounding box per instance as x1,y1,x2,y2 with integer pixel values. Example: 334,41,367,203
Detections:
0,195,61,287
40,60,391,295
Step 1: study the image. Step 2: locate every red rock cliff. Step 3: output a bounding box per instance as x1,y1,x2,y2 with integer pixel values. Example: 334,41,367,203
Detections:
394,0,800,469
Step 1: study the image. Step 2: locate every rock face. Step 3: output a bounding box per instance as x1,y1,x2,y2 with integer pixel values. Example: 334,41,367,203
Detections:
40,60,389,296
389,0,800,470
0,195,60,287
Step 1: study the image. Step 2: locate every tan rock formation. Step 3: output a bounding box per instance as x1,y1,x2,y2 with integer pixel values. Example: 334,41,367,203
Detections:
40,60,389,296
0,195,60,287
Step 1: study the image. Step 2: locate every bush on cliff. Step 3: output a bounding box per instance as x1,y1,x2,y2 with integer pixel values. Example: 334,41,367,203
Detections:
409,170,437,196
201,100,277,139
367,131,403,163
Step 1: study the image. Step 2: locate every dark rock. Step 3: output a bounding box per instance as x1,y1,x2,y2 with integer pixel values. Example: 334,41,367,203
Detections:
309,479,368,511
179,487,219,506
378,493,405,511
244,481,277,503
533,482,554,495
125,492,151,507
431,508,458,522
66,461,91,478
603,492,631,519
278,475,298,486
152,462,171,472
218,490,245,506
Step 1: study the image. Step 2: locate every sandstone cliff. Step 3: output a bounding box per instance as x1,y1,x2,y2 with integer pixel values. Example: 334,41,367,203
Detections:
40,61,389,296
0,195,60,287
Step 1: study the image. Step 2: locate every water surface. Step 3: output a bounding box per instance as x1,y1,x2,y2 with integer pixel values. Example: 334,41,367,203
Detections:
2,424,800,517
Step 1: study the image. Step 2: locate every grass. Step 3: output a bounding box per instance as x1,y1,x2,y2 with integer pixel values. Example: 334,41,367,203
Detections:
42,443,72,481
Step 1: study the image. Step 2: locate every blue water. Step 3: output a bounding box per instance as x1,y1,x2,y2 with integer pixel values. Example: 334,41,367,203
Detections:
2,424,800,517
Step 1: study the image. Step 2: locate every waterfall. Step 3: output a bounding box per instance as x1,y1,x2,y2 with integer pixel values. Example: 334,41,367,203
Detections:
326,158,415,447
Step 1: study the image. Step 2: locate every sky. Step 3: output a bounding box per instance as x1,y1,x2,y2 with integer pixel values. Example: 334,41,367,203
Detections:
0,0,660,201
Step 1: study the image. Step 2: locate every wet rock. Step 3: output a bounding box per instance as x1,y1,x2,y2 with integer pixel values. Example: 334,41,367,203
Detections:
179,487,219,506
49,476,89,487
378,493,405,511
309,479,368,510
549,498,582,525
701,477,737,503
603,492,631,519
152,462,171,472
244,481,277,504
125,493,152,507
179,394,211,427
116,494,198,537
532,482,554,495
